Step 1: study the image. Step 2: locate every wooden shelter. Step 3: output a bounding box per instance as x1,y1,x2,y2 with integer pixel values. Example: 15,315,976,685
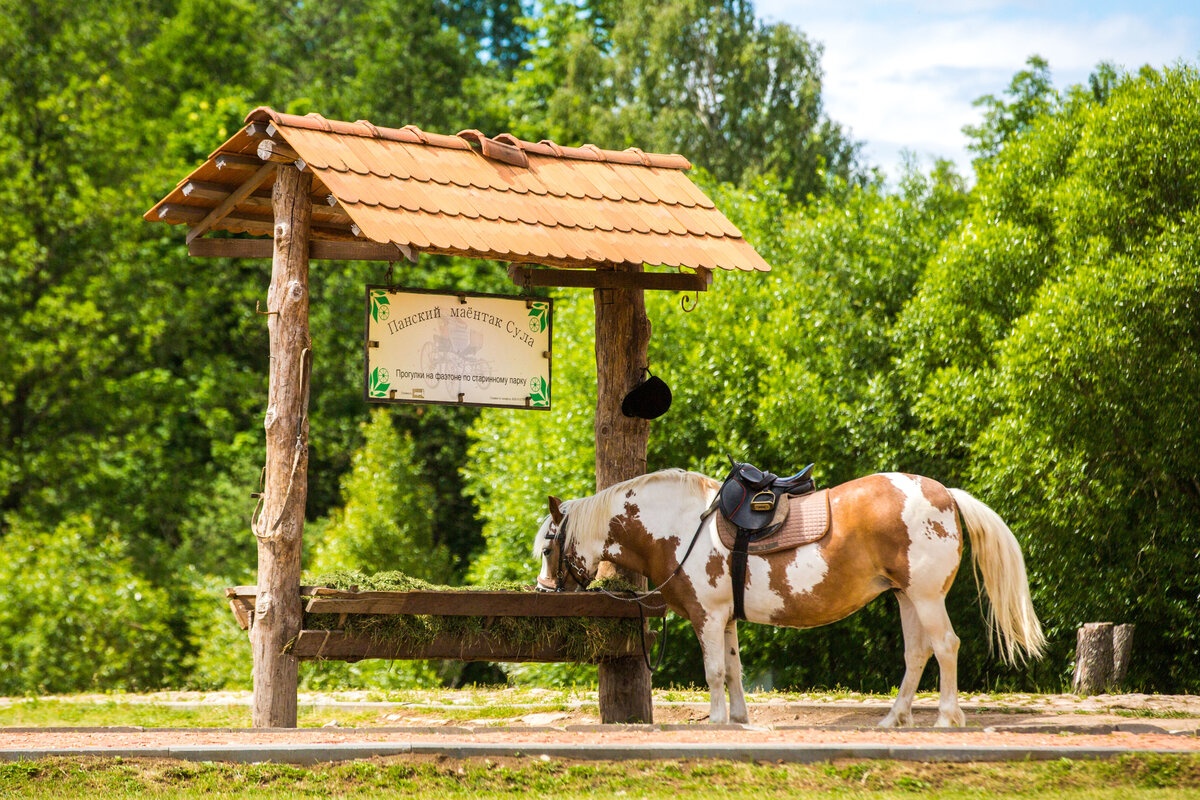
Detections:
145,107,770,728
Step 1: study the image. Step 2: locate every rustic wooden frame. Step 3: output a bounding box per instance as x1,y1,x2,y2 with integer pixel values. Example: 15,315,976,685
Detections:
225,587,663,664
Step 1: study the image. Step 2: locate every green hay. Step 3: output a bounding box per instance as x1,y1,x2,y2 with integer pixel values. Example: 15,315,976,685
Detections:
300,570,645,664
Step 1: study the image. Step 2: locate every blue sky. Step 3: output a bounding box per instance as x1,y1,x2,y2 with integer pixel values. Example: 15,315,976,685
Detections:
755,1,1200,179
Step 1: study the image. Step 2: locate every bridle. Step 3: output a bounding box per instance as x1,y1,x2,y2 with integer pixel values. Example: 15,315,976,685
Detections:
538,513,593,593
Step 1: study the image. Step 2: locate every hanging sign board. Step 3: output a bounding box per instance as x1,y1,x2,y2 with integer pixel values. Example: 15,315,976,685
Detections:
364,286,552,410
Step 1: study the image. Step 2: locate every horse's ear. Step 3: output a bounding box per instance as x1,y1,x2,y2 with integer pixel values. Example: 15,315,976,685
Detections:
548,496,564,524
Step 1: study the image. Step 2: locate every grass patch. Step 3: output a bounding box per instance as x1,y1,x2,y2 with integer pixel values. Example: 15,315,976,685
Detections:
302,571,643,664
0,755,1198,798
1112,708,1194,720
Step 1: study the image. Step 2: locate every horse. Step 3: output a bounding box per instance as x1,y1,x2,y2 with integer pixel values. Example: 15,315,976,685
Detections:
534,468,1045,727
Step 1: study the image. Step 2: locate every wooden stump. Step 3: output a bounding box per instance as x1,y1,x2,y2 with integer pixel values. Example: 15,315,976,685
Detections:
593,266,653,724
251,164,313,728
1112,623,1135,688
1072,622,1115,695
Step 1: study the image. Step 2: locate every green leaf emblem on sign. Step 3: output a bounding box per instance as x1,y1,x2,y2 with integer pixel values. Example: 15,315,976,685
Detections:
529,375,549,407
528,301,549,333
370,290,390,323
369,366,391,398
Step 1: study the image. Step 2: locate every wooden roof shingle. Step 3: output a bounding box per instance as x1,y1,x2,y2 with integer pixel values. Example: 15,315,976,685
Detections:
145,107,771,272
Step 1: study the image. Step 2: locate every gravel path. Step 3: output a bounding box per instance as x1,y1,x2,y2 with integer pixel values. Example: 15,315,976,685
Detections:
2,691,1197,758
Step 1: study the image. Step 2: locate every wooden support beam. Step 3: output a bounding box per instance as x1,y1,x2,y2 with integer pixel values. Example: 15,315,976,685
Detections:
258,139,306,171
163,204,354,239
186,161,277,244
289,630,645,663
216,153,264,171
183,180,327,205
509,264,711,292
593,263,654,724
250,164,313,729
188,238,420,261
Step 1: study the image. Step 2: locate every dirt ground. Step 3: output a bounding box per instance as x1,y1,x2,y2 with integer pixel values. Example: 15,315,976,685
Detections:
1,691,1198,754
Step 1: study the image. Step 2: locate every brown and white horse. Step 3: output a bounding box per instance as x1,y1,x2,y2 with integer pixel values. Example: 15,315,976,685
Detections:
535,469,1044,727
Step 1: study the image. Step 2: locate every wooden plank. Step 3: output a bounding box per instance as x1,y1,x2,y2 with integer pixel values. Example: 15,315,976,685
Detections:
509,265,710,292
190,239,418,261
289,630,646,663
229,598,252,631
186,161,277,244
304,590,665,618
226,585,323,598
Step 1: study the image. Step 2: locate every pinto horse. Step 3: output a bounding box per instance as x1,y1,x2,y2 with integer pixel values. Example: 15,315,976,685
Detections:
535,469,1044,727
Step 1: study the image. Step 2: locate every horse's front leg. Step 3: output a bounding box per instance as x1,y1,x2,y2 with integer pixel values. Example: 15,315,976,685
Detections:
694,616,730,723
723,620,748,724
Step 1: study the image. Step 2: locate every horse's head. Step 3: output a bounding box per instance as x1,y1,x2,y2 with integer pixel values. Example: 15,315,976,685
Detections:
534,495,594,592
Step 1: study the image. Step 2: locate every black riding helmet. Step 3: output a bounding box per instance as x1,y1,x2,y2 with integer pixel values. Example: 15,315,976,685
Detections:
621,368,672,420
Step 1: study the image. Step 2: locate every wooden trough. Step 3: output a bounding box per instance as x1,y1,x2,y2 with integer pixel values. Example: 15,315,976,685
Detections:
226,586,665,664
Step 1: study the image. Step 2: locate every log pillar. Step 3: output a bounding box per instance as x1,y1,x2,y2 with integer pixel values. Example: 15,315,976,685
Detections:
251,165,314,728
1072,621,1115,695
593,264,653,723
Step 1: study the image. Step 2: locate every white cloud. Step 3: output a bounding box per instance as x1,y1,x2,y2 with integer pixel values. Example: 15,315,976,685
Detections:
755,2,1200,179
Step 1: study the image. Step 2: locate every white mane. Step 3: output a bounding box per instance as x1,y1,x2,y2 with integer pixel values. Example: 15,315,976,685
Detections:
556,468,718,553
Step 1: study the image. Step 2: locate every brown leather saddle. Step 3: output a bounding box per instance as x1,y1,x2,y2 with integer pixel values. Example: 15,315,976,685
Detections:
712,458,823,620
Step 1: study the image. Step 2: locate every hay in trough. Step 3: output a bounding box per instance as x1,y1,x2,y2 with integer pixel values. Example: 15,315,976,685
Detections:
301,570,646,664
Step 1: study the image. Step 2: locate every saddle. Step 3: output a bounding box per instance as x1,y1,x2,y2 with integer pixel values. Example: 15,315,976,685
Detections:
713,458,819,621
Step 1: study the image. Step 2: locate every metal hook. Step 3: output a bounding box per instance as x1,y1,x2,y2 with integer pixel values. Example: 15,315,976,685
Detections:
255,300,278,316
384,261,395,288
681,290,700,313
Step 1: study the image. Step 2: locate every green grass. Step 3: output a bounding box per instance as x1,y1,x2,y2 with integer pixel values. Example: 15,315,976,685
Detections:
1113,709,1195,720
0,755,1197,798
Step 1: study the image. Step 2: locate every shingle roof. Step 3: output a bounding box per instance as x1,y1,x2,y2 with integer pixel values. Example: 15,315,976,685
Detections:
145,107,771,272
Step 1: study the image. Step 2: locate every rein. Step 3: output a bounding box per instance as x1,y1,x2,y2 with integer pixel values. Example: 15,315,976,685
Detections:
548,502,718,672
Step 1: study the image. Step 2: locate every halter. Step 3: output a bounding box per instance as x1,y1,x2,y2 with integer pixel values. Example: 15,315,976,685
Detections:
539,513,593,592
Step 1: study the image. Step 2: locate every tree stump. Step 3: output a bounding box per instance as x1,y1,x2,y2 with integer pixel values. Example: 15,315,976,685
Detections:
1072,622,1114,695
1112,623,1135,688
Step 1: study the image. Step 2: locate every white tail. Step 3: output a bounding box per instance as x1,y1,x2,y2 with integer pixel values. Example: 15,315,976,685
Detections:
948,488,1046,664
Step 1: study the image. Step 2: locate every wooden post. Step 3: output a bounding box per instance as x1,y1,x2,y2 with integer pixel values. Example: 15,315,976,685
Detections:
593,264,654,723
251,165,313,728
1072,621,1115,695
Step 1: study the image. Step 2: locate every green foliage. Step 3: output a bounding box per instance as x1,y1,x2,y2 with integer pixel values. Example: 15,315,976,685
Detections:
495,0,861,201
964,55,1057,162
2,0,1196,697
0,515,181,693
897,63,1200,690
310,408,452,583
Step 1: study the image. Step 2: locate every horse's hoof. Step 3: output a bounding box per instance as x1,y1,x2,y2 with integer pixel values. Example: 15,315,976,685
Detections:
878,711,910,728
934,711,966,728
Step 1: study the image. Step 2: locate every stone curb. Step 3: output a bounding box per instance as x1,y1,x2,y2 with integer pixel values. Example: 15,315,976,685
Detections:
2,723,1195,736
0,742,1195,765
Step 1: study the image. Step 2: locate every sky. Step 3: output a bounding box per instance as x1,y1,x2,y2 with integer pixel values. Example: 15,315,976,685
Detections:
756,1,1200,180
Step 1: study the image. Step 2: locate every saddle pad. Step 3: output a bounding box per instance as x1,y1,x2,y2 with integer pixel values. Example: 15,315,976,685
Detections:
717,489,830,554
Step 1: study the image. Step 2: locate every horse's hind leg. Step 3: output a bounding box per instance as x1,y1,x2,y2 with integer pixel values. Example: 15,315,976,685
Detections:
911,593,966,727
723,621,748,724
880,591,932,728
